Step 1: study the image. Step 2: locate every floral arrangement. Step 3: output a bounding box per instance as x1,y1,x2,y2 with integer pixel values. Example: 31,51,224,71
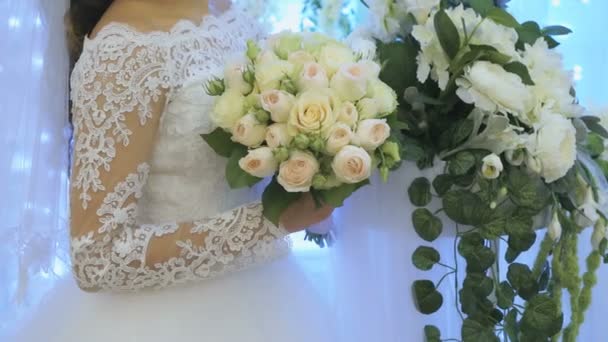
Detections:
202,32,400,238
301,0,360,38
360,0,608,341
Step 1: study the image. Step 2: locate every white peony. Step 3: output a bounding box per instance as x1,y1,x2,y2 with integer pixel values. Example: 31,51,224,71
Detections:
354,119,391,151
367,79,398,115
232,113,267,147
211,89,247,130
265,123,292,148
318,42,356,77
260,90,295,123
527,112,576,183
288,89,337,134
224,57,252,95
456,61,534,120
330,62,370,102
278,151,320,192
255,59,294,92
325,123,354,155
332,145,373,184
239,147,278,178
298,62,329,91
336,101,359,127
481,153,503,179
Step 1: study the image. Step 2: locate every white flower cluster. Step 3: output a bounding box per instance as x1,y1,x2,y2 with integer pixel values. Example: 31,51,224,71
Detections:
209,32,399,192
366,0,440,42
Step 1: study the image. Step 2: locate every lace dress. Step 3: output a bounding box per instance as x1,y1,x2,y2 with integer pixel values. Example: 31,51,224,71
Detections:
68,8,291,291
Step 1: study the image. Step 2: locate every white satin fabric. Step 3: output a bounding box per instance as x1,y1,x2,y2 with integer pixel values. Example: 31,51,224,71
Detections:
2,0,608,341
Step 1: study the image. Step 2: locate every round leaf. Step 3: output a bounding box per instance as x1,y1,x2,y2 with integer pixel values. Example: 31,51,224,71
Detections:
443,190,491,226
412,280,444,315
521,294,564,337
448,151,476,176
507,263,539,300
497,281,515,310
462,318,500,342
412,246,441,271
424,325,441,342
408,177,432,207
432,174,453,196
464,273,494,297
412,209,443,242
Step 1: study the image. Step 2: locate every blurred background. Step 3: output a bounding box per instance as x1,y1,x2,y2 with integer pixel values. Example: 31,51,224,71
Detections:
1,0,606,339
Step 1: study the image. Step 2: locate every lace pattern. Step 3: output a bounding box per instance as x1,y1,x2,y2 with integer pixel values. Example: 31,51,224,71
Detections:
69,8,290,292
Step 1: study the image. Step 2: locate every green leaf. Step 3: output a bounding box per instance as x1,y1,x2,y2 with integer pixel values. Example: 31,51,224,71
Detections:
486,8,520,28
412,280,444,314
377,39,418,99
480,216,507,239
586,132,605,157
508,231,537,253
412,246,441,271
462,318,500,342
464,273,494,297
261,178,302,226
507,263,539,300
544,35,560,49
434,9,461,60
504,310,519,342
505,247,521,263
443,190,492,226
424,325,441,342
226,148,263,189
408,177,432,207
465,246,495,273
402,136,427,162
581,115,608,139
521,294,564,337
497,281,516,309
433,174,453,196
467,0,494,16
317,180,369,207
458,232,485,256
483,50,512,65
201,128,240,158
412,209,443,242
542,25,572,36
448,151,476,176
507,169,550,212
503,62,535,86
453,119,475,146
516,21,542,49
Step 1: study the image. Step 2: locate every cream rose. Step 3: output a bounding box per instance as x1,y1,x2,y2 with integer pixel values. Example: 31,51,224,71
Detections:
238,147,278,178
288,50,316,67
330,62,369,102
325,123,354,155
456,61,534,120
265,123,292,148
256,50,280,65
260,90,295,123
277,151,320,192
318,42,356,77
255,60,294,92
332,145,372,184
355,119,391,150
367,80,398,115
224,58,252,95
336,101,359,127
211,89,246,130
357,98,380,119
298,62,329,91
232,113,267,147
288,89,337,134
527,112,576,183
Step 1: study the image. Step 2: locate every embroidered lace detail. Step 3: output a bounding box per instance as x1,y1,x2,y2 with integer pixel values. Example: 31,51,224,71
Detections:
71,164,290,291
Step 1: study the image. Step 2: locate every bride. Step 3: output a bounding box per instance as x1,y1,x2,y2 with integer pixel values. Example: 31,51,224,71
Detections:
10,0,456,341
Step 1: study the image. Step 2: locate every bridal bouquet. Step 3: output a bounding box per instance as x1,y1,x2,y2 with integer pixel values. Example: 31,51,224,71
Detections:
360,0,608,341
202,31,400,230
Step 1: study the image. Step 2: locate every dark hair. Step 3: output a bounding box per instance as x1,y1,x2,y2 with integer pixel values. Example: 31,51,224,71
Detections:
65,0,113,64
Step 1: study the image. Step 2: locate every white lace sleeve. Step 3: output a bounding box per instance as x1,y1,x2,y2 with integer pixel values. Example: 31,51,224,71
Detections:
69,30,289,292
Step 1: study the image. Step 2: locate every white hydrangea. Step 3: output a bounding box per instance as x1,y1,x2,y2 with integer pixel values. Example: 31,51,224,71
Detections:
521,38,583,120
412,5,519,90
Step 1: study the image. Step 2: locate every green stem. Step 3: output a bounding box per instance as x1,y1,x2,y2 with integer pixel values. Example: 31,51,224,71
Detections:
563,232,581,342
437,271,457,289
532,232,554,279
454,224,465,321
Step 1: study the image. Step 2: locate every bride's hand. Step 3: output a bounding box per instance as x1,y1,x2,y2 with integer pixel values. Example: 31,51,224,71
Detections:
279,193,334,233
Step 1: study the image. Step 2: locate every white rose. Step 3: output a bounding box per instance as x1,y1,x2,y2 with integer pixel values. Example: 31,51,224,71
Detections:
456,61,534,120
367,80,398,115
211,89,246,130
318,42,356,77
354,119,391,151
224,57,252,95
481,153,503,179
528,113,576,183
288,89,337,134
332,145,372,184
256,50,280,65
232,113,267,147
336,101,359,127
325,123,354,155
277,151,320,192
298,62,329,91
260,90,295,123
268,32,303,59
357,98,380,120
288,50,316,67
265,123,292,148
255,60,294,92
238,147,278,178
548,211,562,242
330,62,370,102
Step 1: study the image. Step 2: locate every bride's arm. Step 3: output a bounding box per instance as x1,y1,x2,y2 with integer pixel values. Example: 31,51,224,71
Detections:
69,38,308,292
